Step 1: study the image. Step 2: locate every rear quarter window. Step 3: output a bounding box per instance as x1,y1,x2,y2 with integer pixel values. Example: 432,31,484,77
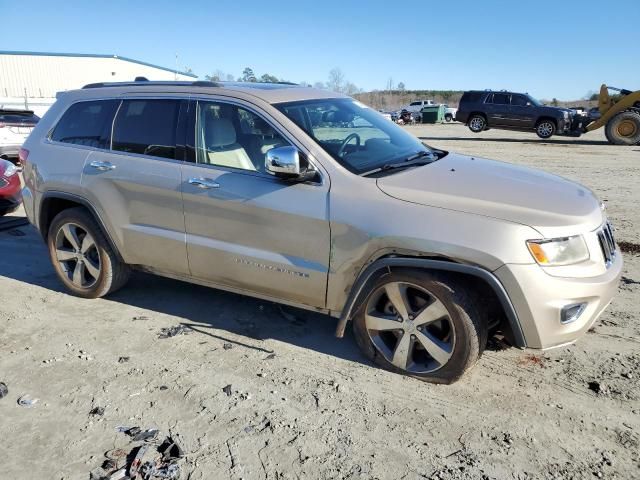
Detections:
460,92,483,104
51,100,119,149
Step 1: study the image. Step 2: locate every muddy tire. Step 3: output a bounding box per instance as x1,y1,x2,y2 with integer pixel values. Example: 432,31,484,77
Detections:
47,207,130,298
353,269,488,384
468,114,486,133
605,111,640,145
536,119,556,139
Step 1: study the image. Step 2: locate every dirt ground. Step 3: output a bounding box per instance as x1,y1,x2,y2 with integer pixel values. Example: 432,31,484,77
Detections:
1,124,639,480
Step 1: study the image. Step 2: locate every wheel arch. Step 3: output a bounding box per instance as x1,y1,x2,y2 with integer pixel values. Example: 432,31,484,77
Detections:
535,116,558,128
334,256,526,348
39,191,124,262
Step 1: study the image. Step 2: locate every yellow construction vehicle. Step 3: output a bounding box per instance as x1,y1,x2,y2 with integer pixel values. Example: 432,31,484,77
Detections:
584,84,640,145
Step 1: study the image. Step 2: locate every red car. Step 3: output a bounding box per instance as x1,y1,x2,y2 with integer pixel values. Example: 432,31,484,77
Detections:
0,158,21,216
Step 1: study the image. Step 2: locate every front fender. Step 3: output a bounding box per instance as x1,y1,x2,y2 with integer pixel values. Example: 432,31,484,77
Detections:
334,257,526,348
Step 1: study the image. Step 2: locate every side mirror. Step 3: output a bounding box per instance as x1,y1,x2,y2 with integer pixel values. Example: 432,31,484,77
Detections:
265,146,316,181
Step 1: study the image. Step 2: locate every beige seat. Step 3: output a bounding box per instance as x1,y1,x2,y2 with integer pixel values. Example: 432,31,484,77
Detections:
204,117,256,171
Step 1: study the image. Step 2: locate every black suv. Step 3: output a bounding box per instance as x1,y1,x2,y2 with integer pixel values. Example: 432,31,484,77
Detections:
455,90,579,139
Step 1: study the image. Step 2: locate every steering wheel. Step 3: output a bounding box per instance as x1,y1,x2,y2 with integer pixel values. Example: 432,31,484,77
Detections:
337,133,361,157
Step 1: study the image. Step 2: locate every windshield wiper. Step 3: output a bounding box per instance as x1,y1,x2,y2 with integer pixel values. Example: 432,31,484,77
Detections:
362,150,437,177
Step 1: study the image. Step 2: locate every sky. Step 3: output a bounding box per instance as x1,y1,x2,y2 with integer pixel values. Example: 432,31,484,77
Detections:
1,0,638,100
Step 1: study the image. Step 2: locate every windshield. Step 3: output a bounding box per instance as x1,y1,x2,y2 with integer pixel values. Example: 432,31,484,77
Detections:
275,98,432,174
527,95,543,107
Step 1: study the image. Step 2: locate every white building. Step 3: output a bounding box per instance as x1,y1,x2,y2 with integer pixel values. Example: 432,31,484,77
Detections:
0,51,197,116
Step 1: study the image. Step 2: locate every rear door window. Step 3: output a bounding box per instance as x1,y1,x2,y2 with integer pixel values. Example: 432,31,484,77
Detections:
51,100,119,148
112,99,180,159
490,93,511,105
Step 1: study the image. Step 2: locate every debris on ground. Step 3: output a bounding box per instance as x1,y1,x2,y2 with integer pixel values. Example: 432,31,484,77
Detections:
0,382,8,399
17,394,38,407
518,354,546,368
222,343,233,350
89,406,105,416
158,325,192,339
223,384,232,396
92,430,184,480
118,356,130,363
588,381,611,395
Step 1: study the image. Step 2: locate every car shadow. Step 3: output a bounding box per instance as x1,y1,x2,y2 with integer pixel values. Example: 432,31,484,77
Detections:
420,136,610,146
0,222,365,365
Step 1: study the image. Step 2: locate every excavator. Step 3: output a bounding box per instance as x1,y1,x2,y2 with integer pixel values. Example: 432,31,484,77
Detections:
583,84,640,145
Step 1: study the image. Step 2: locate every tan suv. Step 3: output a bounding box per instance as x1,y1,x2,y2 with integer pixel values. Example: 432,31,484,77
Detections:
20,80,622,383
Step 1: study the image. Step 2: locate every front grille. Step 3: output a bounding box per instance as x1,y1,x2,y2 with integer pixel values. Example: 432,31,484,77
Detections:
597,222,617,266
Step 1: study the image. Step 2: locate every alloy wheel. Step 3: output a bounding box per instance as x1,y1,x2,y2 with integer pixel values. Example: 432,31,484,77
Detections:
364,281,455,373
469,117,485,131
54,223,101,288
537,122,554,138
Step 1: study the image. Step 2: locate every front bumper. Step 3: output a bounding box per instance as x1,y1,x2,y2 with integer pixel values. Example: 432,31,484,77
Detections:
494,251,623,349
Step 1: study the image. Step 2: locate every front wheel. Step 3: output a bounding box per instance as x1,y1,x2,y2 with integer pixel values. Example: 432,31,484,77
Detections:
605,111,640,145
47,207,130,298
353,270,487,384
444,113,453,122
536,119,556,139
468,115,486,133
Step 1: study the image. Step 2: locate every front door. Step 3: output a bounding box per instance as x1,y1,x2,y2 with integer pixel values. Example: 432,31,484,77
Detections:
509,94,537,128
180,99,330,308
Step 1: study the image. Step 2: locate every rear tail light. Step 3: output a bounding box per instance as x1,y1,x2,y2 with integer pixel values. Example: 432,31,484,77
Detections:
18,147,29,167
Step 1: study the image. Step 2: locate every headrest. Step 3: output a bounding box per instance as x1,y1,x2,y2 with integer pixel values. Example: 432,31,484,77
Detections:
205,117,236,148
253,117,275,136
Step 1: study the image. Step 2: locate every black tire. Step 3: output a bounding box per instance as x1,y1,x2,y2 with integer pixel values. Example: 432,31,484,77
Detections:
535,119,556,139
47,207,130,298
353,269,488,384
468,114,486,133
444,113,453,122
605,111,640,145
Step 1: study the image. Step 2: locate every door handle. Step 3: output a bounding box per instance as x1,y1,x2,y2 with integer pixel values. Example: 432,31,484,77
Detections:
188,177,220,189
89,160,116,171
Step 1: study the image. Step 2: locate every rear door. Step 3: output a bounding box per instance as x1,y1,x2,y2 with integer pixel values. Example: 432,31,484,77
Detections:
180,98,330,308
484,93,511,126
80,97,189,275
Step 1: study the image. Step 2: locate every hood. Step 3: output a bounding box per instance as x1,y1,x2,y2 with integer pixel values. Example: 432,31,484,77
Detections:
376,153,603,238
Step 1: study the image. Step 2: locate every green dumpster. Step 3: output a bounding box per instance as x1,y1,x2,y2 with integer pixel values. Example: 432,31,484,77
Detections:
421,105,445,124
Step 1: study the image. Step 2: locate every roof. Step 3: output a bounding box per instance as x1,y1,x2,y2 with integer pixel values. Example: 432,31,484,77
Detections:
0,50,197,79
65,81,347,104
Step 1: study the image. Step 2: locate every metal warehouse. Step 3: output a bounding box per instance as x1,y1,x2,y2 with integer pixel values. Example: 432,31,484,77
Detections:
0,51,197,115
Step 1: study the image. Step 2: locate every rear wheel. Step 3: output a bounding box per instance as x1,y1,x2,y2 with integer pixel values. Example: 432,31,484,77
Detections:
444,113,453,122
47,208,130,298
605,111,640,145
468,115,486,133
536,119,556,139
353,270,487,384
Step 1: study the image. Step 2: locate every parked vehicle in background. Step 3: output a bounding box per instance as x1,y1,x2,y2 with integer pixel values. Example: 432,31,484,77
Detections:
0,158,21,216
442,105,457,122
455,90,585,139
0,109,40,163
378,110,393,121
403,99,435,113
21,80,622,383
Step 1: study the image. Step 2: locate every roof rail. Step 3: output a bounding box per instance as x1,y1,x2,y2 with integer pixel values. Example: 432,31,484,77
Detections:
82,80,220,89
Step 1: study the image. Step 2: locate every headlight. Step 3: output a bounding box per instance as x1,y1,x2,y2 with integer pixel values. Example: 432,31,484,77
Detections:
526,235,589,266
563,111,570,120
3,162,19,177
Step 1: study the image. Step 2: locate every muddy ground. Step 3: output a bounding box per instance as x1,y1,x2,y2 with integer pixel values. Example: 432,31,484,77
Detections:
1,124,639,479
